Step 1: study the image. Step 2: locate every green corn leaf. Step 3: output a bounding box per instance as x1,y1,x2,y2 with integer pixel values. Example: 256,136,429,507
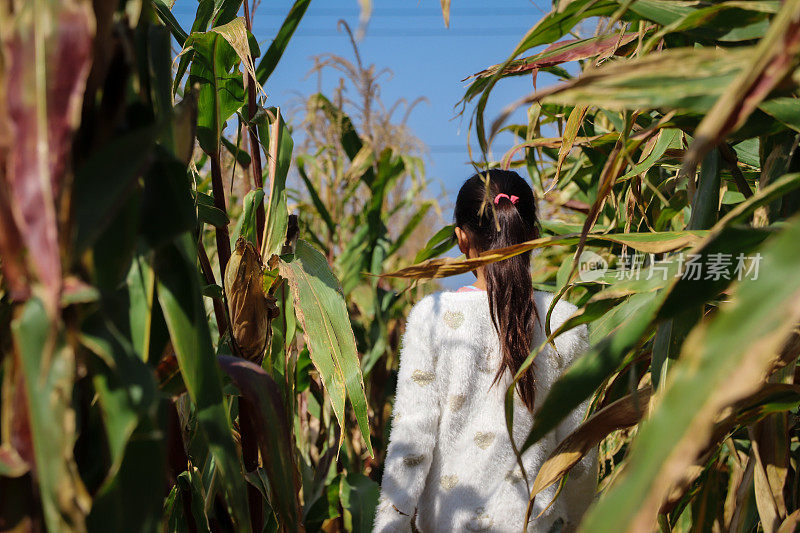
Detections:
387,201,433,258
11,299,88,532
87,400,166,533
73,126,158,254
193,190,230,228
625,0,703,25
297,157,336,237
255,0,312,86
308,93,366,162
617,128,682,183
185,29,246,154
154,236,251,533
210,0,243,28
523,289,667,452
222,136,252,168
173,0,214,94
79,317,156,486
521,173,800,452
760,97,800,133
340,472,380,533
178,466,212,533
231,187,265,247
152,0,189,45
689,148,722,230
279,240,373,456
414,224,456,264
536,47,753,113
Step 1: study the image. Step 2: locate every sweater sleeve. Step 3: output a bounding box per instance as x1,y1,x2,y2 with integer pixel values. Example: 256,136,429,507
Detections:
374,297,441,533
551,323,598,532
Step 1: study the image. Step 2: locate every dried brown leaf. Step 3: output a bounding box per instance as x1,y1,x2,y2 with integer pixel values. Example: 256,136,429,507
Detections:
381,231,703,280
531,386,652,497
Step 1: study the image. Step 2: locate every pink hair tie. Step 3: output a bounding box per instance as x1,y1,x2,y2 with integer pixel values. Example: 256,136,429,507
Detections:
494,193,519,205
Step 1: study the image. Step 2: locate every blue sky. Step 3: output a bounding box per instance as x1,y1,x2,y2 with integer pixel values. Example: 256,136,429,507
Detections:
173,0,559,287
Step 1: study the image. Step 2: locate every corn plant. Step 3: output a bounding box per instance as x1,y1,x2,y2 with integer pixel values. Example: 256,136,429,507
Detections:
289,28,441,487
384,1,800,531
0,0,385,531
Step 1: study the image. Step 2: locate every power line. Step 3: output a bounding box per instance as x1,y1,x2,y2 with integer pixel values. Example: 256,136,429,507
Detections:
256,8,537,16
251,27,533,37
427,146,520,154
171,7,540,17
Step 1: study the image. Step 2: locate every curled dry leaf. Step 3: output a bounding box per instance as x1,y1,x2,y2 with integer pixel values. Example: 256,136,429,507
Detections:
534,380,800,519
778,509,800,533
531,386,652,498
381,231,705,280
224,238,278,363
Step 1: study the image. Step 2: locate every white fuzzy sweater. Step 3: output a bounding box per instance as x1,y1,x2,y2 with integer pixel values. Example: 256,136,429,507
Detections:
373,289,597,533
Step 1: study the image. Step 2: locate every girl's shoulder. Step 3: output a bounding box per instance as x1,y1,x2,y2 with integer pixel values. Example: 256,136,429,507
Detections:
406,289,581,328
406,289,581,324
402,289,589,361
403,289,489,334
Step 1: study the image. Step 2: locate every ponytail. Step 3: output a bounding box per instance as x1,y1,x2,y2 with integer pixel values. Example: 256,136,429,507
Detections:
454,170,540,411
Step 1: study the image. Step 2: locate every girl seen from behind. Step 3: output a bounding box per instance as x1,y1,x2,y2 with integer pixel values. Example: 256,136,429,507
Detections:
373,169,597,532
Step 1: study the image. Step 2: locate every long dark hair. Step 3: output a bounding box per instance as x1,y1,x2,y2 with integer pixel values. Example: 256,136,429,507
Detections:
455,169,540,411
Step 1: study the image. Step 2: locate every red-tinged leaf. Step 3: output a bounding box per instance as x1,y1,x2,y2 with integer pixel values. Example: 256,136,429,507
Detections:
0,444,28,478
218,356,301,527
1,2,94,312
3,359,33,468
466,32,639,84
0,182,29,300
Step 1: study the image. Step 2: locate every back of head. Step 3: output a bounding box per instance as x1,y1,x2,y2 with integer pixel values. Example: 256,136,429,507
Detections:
454,169,540,410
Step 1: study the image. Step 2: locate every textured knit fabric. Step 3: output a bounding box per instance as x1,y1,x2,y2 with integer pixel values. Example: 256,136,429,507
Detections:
373,289,597,533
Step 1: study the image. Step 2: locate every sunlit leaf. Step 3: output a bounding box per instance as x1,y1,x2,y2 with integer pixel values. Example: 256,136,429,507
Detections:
383,231,706,280
254,107,293,259
681,0,800,177
185,28,246,154
279,240,373,456
231,187,265,247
